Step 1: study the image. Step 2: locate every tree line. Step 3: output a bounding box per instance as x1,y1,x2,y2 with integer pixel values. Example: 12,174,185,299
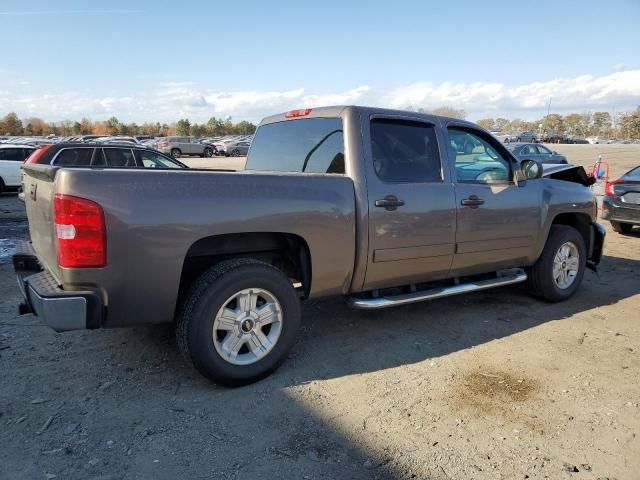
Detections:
2,106,640,139
408,105,640,139
0,113,257,137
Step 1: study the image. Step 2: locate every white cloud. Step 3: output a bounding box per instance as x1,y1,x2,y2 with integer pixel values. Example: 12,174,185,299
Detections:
1,70,639,123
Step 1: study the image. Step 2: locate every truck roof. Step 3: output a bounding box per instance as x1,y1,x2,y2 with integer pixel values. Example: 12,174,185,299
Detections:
259,105,478,129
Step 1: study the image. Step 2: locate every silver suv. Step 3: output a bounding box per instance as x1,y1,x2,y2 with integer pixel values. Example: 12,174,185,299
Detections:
156,137,213,158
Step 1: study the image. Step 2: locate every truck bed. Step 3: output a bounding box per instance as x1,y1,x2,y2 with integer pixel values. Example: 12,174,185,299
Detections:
22,164,357,327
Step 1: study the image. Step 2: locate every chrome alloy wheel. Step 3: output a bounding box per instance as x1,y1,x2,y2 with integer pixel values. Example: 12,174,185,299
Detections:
553,241,580,289
212,288,283,365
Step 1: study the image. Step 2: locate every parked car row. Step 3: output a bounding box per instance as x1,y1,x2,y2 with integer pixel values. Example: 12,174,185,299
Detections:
0,134,255,158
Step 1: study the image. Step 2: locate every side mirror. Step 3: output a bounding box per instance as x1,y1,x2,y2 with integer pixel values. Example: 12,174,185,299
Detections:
519,159,543,180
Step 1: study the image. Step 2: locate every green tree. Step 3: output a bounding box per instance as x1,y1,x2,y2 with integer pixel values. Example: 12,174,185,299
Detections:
1,112,23,135
106,116,121,135
176,118,191,136
190,123,206,137
592,112,612,137
618,107,640,139
235,120,256,135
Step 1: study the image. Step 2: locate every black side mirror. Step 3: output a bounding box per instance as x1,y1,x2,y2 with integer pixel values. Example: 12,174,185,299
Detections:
520,159,543,180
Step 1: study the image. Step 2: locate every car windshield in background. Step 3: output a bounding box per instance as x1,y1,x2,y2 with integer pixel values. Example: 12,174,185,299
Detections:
625,165,640,179
246,118,345,174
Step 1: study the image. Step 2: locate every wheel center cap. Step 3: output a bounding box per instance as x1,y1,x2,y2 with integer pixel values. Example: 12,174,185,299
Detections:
240,319,254,333
562,261,567,268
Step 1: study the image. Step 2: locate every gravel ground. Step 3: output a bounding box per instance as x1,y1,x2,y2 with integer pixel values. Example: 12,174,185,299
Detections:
1,144,639,479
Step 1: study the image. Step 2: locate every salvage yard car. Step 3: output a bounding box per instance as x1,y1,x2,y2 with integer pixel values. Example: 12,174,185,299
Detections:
0,144,35,193
506,142,568,164
13,106,605,386
156,136,214,158
601,165,640,234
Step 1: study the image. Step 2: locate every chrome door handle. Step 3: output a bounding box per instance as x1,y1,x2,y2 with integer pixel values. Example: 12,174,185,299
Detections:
375,195,405,211
460,195,484,208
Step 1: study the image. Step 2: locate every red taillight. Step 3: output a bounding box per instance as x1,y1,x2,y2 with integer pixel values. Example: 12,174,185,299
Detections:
605,178,621,198
24,144,53,164
285,108,312,118
53,194,106,268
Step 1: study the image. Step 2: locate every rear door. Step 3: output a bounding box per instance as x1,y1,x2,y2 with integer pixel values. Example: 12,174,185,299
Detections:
446,126,542,276
362,116,457,290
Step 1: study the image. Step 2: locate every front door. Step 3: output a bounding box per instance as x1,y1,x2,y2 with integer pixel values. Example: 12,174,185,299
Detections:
446,127,542,276
363,117,457,290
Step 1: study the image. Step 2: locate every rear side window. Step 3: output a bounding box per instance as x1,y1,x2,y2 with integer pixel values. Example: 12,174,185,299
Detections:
137,150,183,169
54,148,94,166
247,118,345,174
102,148,136,167
370,119,442,183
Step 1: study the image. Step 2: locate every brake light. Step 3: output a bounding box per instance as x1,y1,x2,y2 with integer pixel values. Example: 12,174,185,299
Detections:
604,178,621,198
285,108,312,118
53,194,106,268
24,144,53,164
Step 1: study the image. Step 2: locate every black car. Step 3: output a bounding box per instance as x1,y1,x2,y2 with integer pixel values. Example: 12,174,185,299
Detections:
602,165,640,234
505,143,568,164
27,143,187,169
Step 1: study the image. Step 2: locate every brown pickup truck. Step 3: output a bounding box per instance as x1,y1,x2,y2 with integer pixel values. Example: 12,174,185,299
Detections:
14,106,604,385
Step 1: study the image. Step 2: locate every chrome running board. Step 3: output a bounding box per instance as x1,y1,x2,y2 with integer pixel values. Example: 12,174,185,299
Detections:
348,272,527,310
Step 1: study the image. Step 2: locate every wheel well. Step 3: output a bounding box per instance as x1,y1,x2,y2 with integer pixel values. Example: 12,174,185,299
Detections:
551,213,591,250
178,232,312,299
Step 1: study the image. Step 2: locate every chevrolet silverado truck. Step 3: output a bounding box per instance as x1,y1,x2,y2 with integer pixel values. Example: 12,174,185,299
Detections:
13,106,605,386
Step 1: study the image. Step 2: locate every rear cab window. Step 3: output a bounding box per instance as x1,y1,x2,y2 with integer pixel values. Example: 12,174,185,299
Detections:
246,118,345,174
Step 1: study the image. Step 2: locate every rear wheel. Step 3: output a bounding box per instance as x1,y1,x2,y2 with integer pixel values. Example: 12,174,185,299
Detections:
170,148,181,158
527,225,586,302
611,221,634,234
204,147,213,157
175,259,301,386
231,149,240,156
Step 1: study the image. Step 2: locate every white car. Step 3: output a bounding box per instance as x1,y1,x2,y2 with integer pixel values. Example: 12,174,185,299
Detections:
0,144,35,194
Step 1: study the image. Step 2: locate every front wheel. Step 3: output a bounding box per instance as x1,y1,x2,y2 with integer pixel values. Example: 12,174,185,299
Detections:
527,225,586,302
611,221,634,234
175,259,301,386
203,147,213,157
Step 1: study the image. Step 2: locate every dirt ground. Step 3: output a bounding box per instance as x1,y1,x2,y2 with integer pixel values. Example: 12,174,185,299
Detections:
1,145,639,480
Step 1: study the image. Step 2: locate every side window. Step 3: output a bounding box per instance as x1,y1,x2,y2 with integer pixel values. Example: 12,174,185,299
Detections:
103,148,135,167
369,119,442,183
536,145,552,155
448,128,511,184
520,145,533,155
54,148,93,166
22,149,35,160
0,148,24,161
137,150,182,169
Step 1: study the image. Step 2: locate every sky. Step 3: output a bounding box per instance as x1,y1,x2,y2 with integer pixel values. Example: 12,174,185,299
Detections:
1,0,639,123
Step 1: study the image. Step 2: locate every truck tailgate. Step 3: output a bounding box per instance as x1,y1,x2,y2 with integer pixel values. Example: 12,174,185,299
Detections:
22,164,62,281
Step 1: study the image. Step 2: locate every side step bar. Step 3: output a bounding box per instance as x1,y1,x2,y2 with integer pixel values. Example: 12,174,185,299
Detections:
348,272,528,310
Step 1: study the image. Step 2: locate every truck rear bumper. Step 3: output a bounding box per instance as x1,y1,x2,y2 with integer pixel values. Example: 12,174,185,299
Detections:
13,242,103,331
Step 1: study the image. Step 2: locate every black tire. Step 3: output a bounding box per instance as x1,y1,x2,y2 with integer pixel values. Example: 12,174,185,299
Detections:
611,221,634,234
170,148,181,158
175,259,301,386
527,225,586,302
203,147,213,157
231,149,240,156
